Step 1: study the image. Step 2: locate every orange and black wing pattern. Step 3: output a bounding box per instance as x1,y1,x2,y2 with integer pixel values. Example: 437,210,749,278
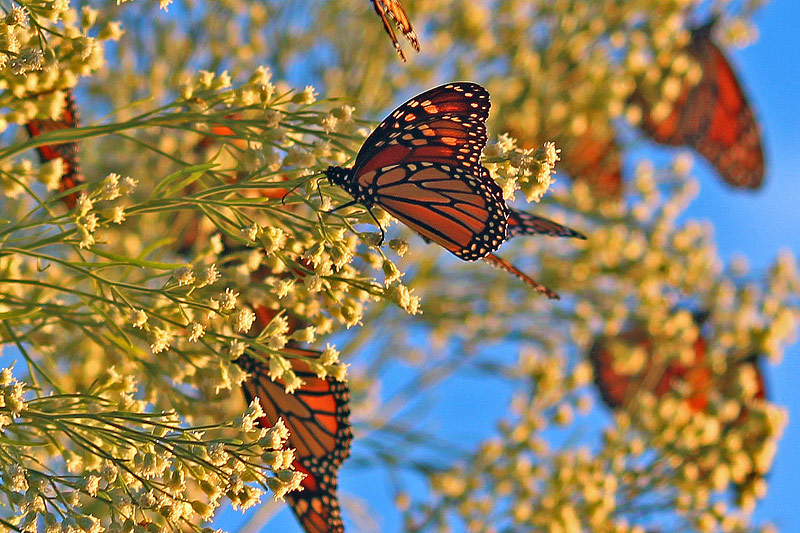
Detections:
371,163,509,261
370,0,419,61
342,82,510,262
506,209,585,240
239,348,352,533
352,82,491,175
637,22,764,189
588,327,712,412
25,89,84,208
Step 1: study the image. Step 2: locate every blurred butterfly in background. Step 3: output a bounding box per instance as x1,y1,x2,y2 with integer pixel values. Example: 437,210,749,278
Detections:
370,0,420,61
589,325,715,412
25,88,84,208
505,118,624,199
178,112,290,256
323,82,585,299
635,20,765,189
588,316,769,499
238,307,352,533
589,319,766,412
559,129,624,198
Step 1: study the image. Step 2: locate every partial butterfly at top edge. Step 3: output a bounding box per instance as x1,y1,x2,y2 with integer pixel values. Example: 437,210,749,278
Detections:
24,88,84,209
633,20,765,190
323,82,585,299
237,308,352,533
323,82,584,297
370,0,420,62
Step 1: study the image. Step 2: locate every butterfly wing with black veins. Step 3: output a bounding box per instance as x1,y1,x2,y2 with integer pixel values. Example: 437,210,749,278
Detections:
637,22,765,189
239,348,352,533
25,89,84,208
370,0,420,62
329,82,510,261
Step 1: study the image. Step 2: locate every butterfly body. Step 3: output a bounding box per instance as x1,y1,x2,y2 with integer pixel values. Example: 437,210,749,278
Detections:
324,82,583,296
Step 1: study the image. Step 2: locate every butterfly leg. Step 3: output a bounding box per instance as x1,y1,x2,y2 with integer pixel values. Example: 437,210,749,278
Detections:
324,201,385,244
327,200,359,213
363,205,385,245
281,181,305,205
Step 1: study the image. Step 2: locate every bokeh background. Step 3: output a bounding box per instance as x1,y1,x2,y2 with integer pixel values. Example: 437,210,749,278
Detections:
0,0,796,531
215,0,800,530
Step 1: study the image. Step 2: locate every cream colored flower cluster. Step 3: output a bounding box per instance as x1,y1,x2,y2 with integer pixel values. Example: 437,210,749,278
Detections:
0,3,120,125
0,366,302,531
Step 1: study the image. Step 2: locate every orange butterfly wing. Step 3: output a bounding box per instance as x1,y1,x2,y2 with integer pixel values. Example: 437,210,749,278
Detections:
560,130,624,198
638,23,765,189
25,89,84,208
371,163,509,260
370,0,420,61
353,83,491,175
239,349,352,533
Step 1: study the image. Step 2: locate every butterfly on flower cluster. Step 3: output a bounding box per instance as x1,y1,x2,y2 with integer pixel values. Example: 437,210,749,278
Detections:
323,82,585,299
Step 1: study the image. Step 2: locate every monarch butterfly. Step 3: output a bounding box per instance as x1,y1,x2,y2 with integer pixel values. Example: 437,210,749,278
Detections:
560,130,623,198
239,349,352,533
635,21,765,189
25,89,84,208
370,0,419,62
588,326,714,412
177,114,291,255
588,320,769,498
324,82,584,298
237,304,351,533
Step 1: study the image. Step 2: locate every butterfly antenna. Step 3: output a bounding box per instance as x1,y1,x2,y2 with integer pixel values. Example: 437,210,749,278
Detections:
281,180,305,205
281,172,324,205
315,176,326,205
483,253,559,299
